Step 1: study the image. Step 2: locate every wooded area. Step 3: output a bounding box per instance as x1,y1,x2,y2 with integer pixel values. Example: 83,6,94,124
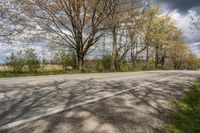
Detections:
1,0,200,73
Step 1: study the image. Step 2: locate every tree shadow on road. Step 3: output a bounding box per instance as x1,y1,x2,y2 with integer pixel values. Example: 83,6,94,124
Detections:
0,73,197,133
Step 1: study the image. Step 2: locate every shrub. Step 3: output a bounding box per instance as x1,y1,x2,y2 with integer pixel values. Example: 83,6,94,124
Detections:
24,49,41,72
102,55,112,72
54,51,73,70
95,60,103,72
5,51,25,72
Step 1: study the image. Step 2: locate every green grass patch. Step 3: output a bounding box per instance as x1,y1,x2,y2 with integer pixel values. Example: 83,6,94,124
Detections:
166,78,200,133
0,70,81,78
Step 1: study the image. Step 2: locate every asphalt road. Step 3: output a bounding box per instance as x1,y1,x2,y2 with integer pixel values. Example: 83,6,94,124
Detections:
0,70,199,133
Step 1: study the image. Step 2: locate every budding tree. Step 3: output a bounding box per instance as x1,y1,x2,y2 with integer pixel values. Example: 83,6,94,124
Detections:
16,0,118,71
104,0,147,70
0,0,25,43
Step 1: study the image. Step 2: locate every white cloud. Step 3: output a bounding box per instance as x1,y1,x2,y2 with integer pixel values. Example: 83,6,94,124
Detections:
166,10,200,57
0,42,54,64
168,10,200,43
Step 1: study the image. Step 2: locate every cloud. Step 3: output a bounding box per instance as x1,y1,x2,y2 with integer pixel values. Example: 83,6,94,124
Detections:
190,42,200,57
156,0,200,14
154,0,200,56
156,1,200,45
190,42,200,46
0,42,52,64
167,10,200,44
0,44,17,63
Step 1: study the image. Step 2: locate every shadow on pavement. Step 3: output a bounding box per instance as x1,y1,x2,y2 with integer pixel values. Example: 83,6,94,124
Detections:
0,73,197,133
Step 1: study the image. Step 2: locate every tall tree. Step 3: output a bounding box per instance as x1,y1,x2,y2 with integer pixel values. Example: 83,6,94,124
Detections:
0,0,25,43
148,15,177,68
16,0,118,71
105,0,146,70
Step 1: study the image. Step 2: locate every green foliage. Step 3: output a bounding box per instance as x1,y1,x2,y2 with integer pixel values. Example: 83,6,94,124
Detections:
5,51,25,72
166,78,200,132
54,51,73,70
95,60,103,72
83,59,98,72
119,63,134,72
5,49,41,72
102,55,112,72
0,70,81,78
24,49,41,72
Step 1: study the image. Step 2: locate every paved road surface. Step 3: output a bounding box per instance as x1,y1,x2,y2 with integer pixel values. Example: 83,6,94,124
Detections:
0,71,199,133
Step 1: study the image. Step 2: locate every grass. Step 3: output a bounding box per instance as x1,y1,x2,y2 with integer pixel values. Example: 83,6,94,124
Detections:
0,65,166,78
166,78,200,133
0,70,82,78
0,69,146,78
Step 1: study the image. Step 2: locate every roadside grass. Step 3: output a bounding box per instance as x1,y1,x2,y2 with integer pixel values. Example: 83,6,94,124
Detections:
0,68,169,78
166,78,200,133
0,69,144,78
0,70,81,78
0,64,165,78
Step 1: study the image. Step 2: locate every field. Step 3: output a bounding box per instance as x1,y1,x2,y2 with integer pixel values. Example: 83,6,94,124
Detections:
0,65,63,72
0,65,71,78
0,65,7,71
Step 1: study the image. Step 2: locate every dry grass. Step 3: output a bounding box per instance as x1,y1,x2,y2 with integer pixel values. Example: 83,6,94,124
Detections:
40,64,63,71
0,65,8,71
0,64,63,72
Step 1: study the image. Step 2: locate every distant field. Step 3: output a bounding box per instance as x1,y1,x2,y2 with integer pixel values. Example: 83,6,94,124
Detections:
0,65,8,71
0,65,63,71
40,64,63,71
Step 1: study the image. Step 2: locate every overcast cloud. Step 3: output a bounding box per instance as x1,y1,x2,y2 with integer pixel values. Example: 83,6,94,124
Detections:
156,0,200,14
155,0,200,56
155,0,200,43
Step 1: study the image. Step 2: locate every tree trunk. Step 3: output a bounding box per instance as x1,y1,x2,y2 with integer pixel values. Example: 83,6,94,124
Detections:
155,46,159,68
146,46,149,64
177,59,182,69
155,53,159,68
72,50,77,70
112,27,117,71
114,59,121,71
172,58,178,70
77,54,85,73
145,46,150,69
161,56,165,69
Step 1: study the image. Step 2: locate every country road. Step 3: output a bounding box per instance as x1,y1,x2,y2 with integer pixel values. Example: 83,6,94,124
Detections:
0,70,199,133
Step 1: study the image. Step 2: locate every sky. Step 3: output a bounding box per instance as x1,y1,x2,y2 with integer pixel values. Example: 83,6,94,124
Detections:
155,0,200,56
0,0,200,63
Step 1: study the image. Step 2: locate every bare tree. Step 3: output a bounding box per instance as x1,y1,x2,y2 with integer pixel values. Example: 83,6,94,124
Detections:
128,8,148,66
104,0,147,70
16,0,118,71
191,16,200,30
0,0,25,43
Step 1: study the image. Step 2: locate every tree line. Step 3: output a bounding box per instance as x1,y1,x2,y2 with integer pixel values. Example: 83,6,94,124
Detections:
1,0,200,72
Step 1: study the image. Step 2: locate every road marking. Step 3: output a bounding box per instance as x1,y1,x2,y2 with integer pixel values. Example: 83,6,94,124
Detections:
0,74,182,130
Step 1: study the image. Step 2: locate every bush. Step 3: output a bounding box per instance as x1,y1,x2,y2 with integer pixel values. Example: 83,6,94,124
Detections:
24,49,41,72
54,51,73,70
5,51,25,72
121,63,134,72
95,60,103,72
102,55,112,72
